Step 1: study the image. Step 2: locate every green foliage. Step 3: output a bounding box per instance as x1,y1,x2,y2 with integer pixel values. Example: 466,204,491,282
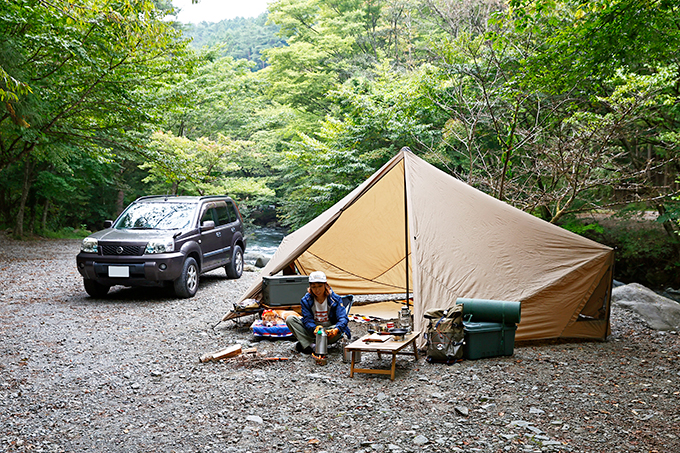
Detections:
0,0,195,170
183,14,285,69
560,218,605,236
141,131,244,195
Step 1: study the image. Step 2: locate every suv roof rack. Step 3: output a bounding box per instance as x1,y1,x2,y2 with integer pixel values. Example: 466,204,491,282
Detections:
199,195,233,201
135,195,177,201
132,195,233,203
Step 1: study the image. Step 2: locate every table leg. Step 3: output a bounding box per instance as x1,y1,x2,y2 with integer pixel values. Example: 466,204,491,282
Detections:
390,353,397,381
350,351,356,378
412,341,419,361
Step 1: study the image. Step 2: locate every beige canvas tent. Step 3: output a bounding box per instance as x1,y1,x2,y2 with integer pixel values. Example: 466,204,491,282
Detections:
229,149,614,344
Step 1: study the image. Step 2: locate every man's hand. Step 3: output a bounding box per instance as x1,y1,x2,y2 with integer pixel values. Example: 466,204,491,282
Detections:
314,326,323,335
327,328,339,337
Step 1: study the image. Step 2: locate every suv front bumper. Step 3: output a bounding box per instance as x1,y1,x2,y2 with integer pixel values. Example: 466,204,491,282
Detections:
76,251,186,286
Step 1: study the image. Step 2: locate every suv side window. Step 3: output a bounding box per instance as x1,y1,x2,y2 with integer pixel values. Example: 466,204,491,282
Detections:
215,204,232,226
200,207,215,225
225,202,238,224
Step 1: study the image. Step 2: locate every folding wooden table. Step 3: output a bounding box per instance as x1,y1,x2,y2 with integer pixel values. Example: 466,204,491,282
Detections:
345,331,421,381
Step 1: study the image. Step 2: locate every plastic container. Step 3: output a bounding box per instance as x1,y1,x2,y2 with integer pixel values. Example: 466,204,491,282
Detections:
463,321,517,360
262,275,309,306
456,298,521,324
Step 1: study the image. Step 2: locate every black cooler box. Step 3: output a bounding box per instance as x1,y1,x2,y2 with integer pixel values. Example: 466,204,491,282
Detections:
262,275,309,306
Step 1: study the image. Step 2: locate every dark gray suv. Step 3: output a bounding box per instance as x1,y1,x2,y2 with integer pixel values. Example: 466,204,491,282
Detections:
76,195,246,298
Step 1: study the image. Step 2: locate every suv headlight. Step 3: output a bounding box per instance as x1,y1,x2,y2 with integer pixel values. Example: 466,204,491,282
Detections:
145,238,174,254
81,237,98,253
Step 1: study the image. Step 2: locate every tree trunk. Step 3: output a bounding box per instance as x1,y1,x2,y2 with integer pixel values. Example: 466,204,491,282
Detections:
656,203,680,260
116,189,125,217
14,159,35,237
41,198,51,233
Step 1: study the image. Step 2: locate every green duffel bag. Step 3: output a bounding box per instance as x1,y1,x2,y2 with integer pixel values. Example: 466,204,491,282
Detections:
425,305,464,364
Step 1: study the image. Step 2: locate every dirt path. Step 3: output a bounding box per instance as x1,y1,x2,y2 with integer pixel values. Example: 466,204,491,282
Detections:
0,235,679,452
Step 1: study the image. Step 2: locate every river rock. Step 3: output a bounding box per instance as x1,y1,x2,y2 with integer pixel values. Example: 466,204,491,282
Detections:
255,256,270,268
612,283,680,330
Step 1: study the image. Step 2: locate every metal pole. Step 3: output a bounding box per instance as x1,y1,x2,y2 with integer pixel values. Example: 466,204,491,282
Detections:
402,148,410,309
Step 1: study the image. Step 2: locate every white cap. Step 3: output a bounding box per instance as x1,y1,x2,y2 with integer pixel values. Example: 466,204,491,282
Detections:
308,271,327,283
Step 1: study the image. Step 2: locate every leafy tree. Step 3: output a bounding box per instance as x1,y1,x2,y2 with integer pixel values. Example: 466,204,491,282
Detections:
140,131,244,195
0,0,193,235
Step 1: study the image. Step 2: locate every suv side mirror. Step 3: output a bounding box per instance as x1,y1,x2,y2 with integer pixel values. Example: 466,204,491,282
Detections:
201,220,215,230
103,220,113,228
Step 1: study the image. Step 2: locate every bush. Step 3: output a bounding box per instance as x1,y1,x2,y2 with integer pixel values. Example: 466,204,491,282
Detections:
42,227,92,239
564,216,680,289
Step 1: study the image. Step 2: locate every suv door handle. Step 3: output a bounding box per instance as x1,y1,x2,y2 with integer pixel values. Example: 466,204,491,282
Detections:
231,227,235,232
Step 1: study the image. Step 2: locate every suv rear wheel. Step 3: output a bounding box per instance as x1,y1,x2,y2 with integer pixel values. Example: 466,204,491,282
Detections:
226,245,243,279
174,257,199,298
84,279,110,298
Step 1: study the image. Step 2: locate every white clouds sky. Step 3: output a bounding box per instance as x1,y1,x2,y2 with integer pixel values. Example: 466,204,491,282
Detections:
172,0,271,24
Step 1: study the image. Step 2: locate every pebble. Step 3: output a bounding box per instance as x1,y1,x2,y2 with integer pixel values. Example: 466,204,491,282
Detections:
413,435,428,445
455,406,469,417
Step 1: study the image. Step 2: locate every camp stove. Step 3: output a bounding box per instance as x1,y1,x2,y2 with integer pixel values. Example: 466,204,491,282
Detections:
313,328,328,365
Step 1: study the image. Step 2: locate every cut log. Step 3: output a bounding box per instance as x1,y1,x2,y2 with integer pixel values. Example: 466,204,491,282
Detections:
199,344,242,363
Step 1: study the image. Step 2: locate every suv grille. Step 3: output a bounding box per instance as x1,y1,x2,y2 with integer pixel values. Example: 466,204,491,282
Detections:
101,245,145,256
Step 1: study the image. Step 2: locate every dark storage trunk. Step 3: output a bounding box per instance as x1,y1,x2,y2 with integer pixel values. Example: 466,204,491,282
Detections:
262,275,309,306
463,321,517,360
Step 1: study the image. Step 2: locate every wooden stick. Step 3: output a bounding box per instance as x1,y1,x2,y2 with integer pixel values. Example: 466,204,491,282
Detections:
199,344,242,363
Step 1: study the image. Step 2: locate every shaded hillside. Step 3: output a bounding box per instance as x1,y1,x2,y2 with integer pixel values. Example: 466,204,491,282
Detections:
183,13,285,69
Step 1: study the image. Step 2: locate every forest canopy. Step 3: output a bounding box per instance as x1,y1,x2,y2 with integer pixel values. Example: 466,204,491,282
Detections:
1,0,679,283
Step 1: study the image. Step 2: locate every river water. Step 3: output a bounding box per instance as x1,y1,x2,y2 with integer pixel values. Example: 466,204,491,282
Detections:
243,226,286,265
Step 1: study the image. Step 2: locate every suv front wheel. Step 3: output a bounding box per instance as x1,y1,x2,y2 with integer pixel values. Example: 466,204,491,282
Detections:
226,245,243,279
174,257,199,298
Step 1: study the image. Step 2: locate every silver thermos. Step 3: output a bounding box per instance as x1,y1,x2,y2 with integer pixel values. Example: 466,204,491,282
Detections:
315,328,328,355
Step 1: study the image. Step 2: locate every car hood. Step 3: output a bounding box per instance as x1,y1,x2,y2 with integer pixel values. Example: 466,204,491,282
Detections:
88,228,187,242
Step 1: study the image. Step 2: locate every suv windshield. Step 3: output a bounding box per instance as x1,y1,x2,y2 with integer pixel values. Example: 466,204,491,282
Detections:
114,202,196,230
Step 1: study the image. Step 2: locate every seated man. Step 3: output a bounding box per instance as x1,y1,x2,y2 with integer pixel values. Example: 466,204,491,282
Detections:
286,271,351,354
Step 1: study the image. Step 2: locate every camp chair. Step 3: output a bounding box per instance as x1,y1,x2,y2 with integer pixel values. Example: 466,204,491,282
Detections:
341,295,354,315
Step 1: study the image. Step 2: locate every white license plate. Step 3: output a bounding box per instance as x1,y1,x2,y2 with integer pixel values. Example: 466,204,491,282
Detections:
108,266,130,278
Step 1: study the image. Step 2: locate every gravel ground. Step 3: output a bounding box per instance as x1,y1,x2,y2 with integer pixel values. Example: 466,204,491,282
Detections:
1,235,679,453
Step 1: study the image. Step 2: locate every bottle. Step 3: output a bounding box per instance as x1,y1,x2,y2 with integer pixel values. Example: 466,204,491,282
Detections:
315,328,328,355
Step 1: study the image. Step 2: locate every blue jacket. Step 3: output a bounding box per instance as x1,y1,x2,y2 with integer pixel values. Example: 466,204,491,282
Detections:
300,290,351,339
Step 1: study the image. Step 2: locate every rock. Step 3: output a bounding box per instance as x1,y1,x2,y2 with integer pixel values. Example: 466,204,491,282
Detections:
527,425,543,434
246,415,263,424
455,406,469,417
413,435,428,445
612,283,680,330
255,256,270,268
